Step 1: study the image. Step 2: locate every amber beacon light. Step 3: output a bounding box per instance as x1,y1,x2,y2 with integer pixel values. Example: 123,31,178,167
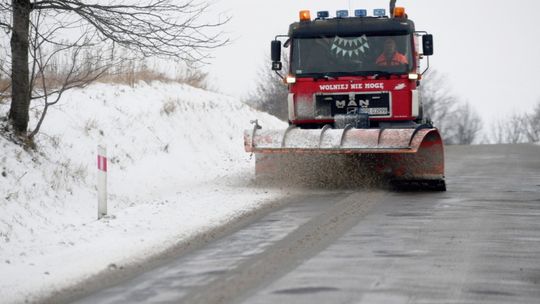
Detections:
299,10,311,22
394,7,406,18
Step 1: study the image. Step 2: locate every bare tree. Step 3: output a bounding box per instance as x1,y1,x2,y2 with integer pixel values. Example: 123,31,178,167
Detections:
0,54,8,103
26,10,113,139
491,113,526,144
419,70,483,144
247,54,289,121
5,0,228,136
419,70,459,138
491,101,540,144
491,119,508,144
524,101,540,143
449,102,482,145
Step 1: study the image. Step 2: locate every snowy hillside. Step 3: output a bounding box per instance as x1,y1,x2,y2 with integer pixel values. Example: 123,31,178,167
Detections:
0,82,287,303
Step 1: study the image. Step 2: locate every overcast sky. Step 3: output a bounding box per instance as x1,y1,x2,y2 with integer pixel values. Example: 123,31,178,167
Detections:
204,0,540,125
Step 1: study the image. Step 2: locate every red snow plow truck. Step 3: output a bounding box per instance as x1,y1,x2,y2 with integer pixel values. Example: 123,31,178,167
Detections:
244,4,446,191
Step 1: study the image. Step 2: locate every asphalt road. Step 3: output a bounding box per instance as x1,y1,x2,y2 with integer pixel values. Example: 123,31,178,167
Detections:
73,144,540,304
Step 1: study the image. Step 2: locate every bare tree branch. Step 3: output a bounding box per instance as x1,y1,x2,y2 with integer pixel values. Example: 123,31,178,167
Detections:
31,0,229,64
0,2,11,32
524,101,540,143
420,70,483,145
26,10,114,139
247,53,289,121
492,101,540,144
6,0,229,136
452,102,482,145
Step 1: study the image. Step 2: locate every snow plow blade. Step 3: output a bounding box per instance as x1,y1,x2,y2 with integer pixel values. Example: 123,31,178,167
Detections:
244,125,445,191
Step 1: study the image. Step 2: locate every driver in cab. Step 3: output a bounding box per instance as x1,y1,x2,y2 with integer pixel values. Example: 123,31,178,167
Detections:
376,38,408,66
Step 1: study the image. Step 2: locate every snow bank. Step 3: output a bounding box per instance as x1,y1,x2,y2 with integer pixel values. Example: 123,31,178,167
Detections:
0,82,286,303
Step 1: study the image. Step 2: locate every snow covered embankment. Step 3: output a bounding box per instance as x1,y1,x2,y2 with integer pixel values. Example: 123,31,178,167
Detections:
0,82,286,303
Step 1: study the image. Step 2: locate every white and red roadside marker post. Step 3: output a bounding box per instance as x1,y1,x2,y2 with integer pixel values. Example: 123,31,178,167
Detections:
97,145,108,219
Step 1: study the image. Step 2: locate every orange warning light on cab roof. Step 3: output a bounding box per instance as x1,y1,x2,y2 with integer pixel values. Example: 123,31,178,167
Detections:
299,10,311,22
394,7,406,18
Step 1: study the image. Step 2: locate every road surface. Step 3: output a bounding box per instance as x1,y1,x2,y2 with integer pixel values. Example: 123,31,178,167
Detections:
71,144,540,304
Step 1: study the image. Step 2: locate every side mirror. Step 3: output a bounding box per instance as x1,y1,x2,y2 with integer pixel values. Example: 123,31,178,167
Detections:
422,34,434,56
271,40,282,70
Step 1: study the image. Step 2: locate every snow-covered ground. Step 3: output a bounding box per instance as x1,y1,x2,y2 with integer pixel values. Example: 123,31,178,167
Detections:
0,82,287,303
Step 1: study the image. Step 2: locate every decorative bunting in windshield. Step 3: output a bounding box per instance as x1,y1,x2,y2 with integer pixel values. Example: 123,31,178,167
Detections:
331,35,369,58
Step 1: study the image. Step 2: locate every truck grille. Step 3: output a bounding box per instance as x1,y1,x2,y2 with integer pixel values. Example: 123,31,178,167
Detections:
315,92,391,118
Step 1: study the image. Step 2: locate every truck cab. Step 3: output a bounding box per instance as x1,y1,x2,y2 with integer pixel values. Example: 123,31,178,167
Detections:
271,8,434,129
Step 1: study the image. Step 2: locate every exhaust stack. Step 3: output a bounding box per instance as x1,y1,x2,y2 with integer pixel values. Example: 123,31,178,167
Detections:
390,0,397,17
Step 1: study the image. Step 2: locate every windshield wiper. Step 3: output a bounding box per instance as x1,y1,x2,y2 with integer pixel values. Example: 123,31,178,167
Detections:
297,73,338,80
297,70,407,79
364,70,411,78
345,71,393,78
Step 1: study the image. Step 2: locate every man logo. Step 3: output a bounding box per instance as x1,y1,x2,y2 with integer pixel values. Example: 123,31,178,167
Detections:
359,99,369,108
336,100,346,109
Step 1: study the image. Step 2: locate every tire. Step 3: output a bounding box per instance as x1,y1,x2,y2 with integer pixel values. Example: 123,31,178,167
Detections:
390,179,447,192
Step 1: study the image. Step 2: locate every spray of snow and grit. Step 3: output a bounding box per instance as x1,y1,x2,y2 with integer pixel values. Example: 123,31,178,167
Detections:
0,82,286,303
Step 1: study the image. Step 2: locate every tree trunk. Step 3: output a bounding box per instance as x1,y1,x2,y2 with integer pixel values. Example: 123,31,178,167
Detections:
9,0,31,134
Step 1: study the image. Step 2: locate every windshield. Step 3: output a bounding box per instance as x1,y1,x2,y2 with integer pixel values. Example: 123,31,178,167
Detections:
291,34,413,77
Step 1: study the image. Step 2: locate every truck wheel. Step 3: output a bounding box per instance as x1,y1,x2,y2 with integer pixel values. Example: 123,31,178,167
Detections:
390,179,447,192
